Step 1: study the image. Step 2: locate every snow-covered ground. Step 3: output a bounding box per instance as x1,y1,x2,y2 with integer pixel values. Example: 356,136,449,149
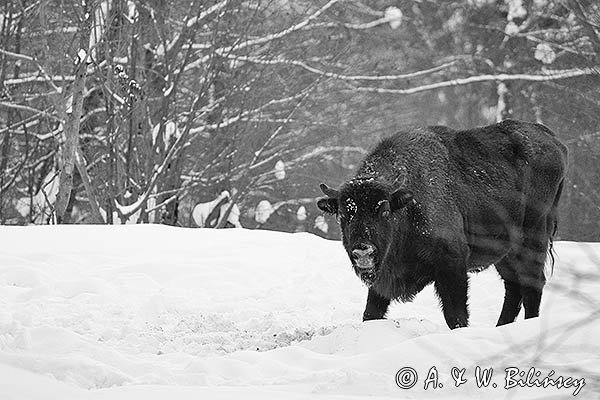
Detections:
0,225,598,399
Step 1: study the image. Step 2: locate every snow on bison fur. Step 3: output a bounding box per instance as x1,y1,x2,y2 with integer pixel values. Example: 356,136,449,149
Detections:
317,120,568,329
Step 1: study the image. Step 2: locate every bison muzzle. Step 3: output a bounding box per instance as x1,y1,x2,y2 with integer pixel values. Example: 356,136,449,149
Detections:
317,120,568,329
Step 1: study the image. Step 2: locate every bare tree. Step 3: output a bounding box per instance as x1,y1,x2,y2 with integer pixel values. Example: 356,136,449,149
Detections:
0,0,598,239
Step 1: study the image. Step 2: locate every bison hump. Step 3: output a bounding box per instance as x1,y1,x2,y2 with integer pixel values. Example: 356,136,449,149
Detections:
498,120,534,162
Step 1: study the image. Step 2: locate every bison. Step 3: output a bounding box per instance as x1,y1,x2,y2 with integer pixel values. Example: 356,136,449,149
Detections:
317,120,568,329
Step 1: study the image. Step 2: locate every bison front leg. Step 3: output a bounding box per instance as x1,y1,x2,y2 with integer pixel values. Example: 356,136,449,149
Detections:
363,288,391,321
434,263,469,329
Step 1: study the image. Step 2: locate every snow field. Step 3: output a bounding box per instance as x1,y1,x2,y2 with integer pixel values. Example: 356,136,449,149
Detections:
0,225,598,399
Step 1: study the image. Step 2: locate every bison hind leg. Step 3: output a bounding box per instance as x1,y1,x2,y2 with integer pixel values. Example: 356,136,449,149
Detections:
495,256,523,326
495,217,551,325
495,249,547,325
518,207,554,319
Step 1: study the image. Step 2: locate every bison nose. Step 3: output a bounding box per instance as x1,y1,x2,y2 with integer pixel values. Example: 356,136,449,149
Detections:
352,245,375,259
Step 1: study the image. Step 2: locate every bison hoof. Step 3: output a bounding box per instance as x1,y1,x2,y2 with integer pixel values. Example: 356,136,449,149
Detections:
363,312,384,321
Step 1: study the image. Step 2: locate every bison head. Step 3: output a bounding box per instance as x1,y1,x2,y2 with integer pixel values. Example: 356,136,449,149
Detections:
317,180,413,286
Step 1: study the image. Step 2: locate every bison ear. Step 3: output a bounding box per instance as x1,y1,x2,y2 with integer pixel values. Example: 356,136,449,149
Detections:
390,188,413,211
317,183,340,214
317,197,338,214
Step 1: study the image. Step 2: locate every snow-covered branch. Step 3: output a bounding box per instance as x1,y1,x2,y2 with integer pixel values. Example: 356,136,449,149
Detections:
0,48,69,92
247,84,318,171
222,0,343,52
185,0,345,72
240,145,367,179
4,75,74,86
567,0,600,56
224,55,456,81
0,101,62,122
160,0,230,59
0,47,36,62
188,82,318,135
114,93,207,218
351,68,599,95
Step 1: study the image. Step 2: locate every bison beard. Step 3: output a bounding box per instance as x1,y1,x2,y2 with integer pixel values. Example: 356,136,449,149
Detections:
317,120,568,330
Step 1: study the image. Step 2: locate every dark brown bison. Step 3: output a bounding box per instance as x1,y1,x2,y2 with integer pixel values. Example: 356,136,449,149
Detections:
317,120,568,329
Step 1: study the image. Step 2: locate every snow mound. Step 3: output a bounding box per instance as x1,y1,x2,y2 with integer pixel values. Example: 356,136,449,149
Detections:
0,225,598,399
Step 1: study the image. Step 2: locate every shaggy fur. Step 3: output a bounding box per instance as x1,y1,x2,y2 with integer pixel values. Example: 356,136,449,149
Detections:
317,120,568,329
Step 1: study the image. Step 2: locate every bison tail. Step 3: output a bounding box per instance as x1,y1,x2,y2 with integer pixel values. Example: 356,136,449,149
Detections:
546,179,564,277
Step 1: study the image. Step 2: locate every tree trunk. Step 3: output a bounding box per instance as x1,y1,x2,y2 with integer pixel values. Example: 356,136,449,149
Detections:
75,149,105,223
0,2,23,221
55,5,92,224
495,82,512,122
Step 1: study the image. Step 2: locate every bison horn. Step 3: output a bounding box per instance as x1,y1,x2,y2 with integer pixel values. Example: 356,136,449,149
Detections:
320,183,340,198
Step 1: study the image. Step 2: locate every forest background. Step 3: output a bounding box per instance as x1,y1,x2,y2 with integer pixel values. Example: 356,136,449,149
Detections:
0,0,598,241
